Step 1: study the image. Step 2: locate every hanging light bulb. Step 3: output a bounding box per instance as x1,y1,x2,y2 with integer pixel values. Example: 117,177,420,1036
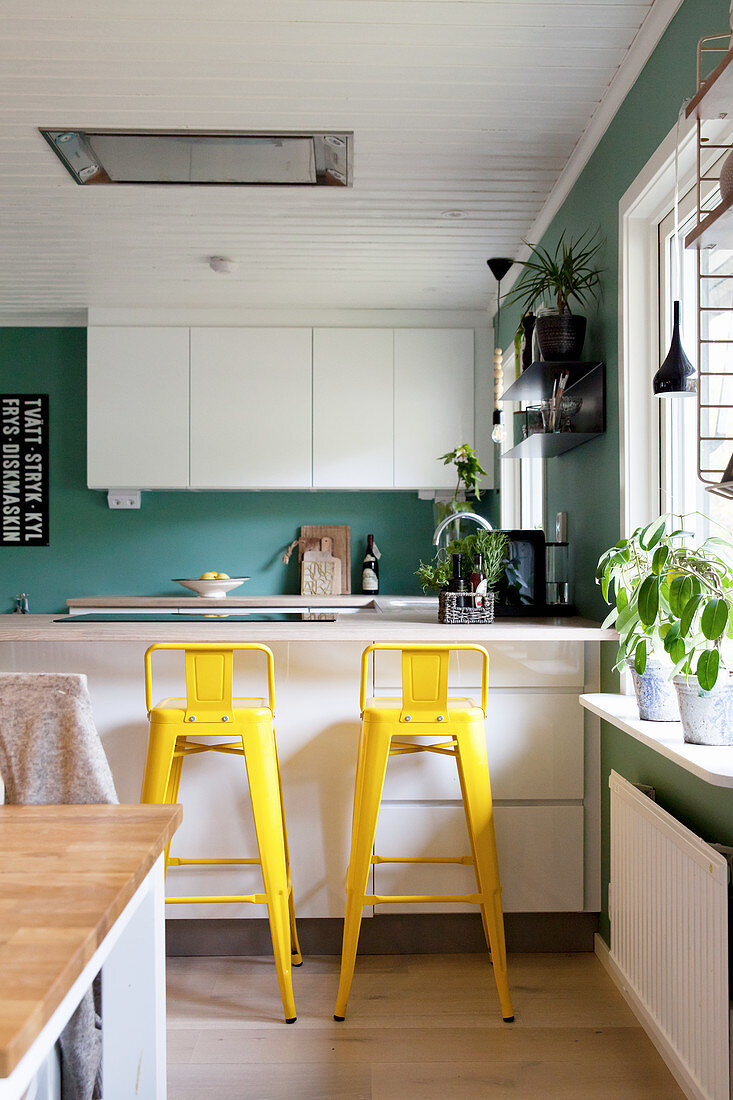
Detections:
487,257,515,446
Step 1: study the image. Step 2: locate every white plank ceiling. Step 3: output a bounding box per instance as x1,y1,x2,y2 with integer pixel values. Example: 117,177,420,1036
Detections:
0,0,656,318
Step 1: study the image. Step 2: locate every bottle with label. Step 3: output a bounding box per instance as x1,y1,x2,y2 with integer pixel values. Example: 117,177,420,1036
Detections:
470,552,488,609
362,534,380,594
447,552,470,608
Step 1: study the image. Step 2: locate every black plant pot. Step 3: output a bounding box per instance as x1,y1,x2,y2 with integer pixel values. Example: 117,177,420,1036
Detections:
536,314,587,362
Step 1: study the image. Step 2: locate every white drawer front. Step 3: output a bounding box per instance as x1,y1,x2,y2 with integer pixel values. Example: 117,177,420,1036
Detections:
373,803,584,913
379,691,584,801
372,643,584,690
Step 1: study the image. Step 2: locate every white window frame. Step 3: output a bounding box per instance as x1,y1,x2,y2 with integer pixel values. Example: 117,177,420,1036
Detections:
619,114,698,537
620,115,733,538
499,344,545,531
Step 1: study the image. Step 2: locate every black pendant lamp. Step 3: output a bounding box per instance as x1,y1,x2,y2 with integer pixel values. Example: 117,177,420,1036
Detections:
487,258,515,444
653,300,696,397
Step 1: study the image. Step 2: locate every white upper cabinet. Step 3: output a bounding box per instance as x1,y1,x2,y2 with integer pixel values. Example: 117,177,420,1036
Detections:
313,328,394,488
189,328,312,489
87,325,479,491
87,326,190,489
393,329,474,488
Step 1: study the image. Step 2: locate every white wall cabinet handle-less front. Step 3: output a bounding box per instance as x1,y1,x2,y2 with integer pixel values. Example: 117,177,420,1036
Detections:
313,328,394,489
87,327,190,489
189,328,312,489
393,328,474,489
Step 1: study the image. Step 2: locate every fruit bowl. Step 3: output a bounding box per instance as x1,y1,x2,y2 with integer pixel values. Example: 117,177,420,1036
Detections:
173,577,249,598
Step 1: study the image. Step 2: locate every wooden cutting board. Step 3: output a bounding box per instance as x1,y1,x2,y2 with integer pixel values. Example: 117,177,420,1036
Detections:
300,524,351,594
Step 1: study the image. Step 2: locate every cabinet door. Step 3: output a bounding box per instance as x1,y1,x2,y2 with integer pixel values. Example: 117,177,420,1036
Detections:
393,329,474,488
313,329,393,488
87,326,190,489
190,328,312,488
374,804,585,912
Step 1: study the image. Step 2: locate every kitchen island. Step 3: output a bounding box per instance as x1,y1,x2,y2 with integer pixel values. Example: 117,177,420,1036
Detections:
0,598,613,949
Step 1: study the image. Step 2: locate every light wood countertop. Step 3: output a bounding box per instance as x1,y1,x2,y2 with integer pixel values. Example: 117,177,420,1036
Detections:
0,804,181,1077
0,611,614,643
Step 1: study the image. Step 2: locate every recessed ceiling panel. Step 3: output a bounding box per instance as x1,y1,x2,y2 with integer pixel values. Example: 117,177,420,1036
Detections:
39,130,350,186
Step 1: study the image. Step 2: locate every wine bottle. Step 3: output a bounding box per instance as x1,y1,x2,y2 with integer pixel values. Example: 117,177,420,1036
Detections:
447,552,470,608
362,533,379,594
470,552,488,609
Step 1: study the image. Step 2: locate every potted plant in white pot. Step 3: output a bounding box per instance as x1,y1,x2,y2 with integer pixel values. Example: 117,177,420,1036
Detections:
503,229,603,361
597,517,682,722
598,516,733,740
663,536,733,745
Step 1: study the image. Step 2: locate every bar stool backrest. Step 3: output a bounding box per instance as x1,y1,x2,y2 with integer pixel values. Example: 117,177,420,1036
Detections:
144,643,276,721
360,643,489,723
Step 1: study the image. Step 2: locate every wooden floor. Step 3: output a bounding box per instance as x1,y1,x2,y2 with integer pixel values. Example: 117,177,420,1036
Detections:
166,952,684,1099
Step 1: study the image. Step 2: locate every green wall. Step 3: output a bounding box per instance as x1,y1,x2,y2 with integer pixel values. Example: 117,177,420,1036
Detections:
497,0,733,940
0,327,498,614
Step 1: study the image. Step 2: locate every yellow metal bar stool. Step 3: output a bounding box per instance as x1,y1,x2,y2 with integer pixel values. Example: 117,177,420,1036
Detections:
334,642,514,1023
141,642,302,1024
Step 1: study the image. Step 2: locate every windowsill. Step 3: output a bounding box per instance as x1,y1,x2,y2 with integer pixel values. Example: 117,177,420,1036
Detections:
580,692,733,788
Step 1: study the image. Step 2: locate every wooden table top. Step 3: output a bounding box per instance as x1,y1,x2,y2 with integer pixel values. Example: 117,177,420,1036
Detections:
0,803,181,1077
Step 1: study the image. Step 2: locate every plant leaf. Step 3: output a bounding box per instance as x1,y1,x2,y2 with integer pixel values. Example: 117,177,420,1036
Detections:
679,594,703,636
668,637,686,665
634,639,647,675
701,598,729,642
637,575,659,627
669,575,693,617
640,517,666,551
697,648,720,692
651,545,669,575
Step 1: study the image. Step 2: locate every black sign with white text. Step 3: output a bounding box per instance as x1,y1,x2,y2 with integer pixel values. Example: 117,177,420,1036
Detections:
1,394,49,546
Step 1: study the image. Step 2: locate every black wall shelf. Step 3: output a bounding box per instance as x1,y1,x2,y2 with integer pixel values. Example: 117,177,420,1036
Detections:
500,360,605,461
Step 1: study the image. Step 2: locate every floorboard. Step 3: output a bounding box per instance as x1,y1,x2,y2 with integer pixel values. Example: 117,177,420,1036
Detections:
166,953,684,1098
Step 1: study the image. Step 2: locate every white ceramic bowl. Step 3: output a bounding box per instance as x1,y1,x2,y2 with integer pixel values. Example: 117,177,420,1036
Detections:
173,577,249,598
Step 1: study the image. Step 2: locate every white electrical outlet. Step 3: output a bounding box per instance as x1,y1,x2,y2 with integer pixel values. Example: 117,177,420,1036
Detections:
107,490,141,509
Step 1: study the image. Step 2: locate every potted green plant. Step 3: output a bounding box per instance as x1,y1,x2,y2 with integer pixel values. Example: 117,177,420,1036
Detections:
502,229,603,361
417,529,509,622
597,516,733,741
597,517,681,722
434,444,489,528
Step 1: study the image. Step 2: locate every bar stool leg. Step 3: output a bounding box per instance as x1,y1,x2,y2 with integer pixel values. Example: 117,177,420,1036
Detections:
454,737,493,960
274,743,302,967
140,724,178,805
242,724,298,1024
334,726,392,1021
456,724,514,1023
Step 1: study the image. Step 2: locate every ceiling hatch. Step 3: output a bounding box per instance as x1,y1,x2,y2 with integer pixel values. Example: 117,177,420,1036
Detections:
39,130,351,186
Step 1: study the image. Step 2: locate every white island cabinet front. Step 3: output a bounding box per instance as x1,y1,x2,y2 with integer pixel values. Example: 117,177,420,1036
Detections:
0,615,601,922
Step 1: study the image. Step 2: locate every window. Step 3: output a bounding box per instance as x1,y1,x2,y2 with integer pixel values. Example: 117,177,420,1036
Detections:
499,344,545,531
658,177,733,541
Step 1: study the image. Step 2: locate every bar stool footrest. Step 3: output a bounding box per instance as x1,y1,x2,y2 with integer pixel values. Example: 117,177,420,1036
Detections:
165,893,268,904
364,893,482,905
370,855,473,866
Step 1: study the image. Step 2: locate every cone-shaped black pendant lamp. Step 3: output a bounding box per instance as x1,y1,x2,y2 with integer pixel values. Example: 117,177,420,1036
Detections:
653,300,696,397
487,257,513,284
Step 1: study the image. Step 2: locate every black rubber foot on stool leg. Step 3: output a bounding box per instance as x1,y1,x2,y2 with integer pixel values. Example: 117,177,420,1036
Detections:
333,1014,345,1022
285,1017,297,1024
503,1016,515,1023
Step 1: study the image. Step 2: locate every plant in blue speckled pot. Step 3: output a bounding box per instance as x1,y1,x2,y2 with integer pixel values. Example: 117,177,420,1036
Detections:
597,516,733,741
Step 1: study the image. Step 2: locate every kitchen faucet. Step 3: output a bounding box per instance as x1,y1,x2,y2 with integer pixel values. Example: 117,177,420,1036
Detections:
432,511,493,547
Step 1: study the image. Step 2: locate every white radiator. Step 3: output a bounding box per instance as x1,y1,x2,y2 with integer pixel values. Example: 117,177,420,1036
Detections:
609,771,730,1100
